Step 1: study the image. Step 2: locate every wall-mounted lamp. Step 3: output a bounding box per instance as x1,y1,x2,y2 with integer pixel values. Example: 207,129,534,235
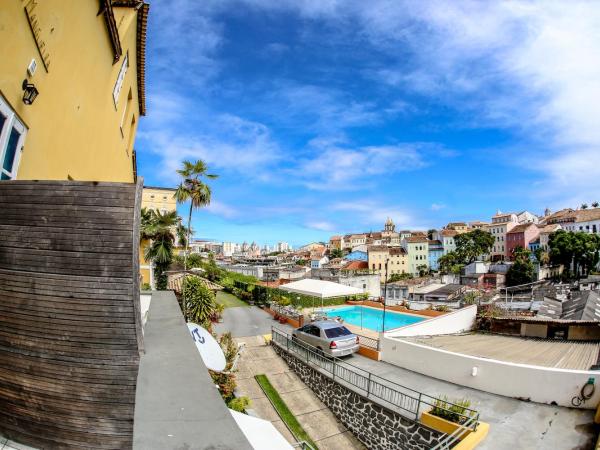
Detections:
22,79,39,105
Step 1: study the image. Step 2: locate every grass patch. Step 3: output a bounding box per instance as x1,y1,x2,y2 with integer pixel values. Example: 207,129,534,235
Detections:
254,374,318,449
216,290,249,308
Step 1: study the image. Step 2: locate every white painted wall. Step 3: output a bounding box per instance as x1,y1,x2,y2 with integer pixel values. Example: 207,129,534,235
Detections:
385,305,477,337
380,338,600,408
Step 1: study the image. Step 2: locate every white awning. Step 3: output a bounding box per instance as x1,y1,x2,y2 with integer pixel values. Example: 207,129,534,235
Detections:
280,278,363,299
229,409,293,450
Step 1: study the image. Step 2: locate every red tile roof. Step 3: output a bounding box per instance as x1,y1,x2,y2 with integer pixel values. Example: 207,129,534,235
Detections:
343,261,369,271
404,236,428,243
507,223,537,234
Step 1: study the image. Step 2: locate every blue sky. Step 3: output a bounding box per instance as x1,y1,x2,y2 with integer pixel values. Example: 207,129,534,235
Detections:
136,1,600,247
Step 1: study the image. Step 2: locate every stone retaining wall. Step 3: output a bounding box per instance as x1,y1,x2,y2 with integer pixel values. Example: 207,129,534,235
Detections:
272,345,443,450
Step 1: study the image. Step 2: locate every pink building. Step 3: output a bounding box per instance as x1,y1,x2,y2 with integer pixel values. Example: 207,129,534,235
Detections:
506,223,540,260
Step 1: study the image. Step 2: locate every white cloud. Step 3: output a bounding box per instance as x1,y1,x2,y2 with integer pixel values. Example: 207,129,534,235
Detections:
430,203,445,211
138,114,283,183
264,83,382,133
235,0,600,202
305,221,337,232
206,201,238,219
298,142,429,190
330,201,420,230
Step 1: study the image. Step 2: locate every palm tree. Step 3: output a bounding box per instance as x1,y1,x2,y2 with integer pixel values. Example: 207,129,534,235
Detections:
174,160,218,319
141,209,178,290
176,220,192,249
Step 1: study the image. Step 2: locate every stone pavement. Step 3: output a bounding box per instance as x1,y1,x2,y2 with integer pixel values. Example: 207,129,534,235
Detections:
234,335,366,450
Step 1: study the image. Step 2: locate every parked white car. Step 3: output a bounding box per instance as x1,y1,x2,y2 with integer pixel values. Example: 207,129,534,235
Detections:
292,320,359,357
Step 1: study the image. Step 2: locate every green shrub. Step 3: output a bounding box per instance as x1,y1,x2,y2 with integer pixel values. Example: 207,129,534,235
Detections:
183,276,216,327
228,396,251,413
435,305,450,312
141,283,151,291
219,332,238,370
277,296,291,306
430,396,473,424
462,291,480,306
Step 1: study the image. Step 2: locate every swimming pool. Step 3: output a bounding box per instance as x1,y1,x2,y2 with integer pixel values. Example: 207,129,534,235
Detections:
319,305,426,332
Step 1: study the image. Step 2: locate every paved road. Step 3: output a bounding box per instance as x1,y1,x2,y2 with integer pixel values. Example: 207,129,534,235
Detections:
214,305,278,337
217,306,597,449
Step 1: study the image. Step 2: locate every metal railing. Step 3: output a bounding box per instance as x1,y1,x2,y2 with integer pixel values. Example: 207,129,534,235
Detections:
431,415,479,449
271,327,479,431
354,332,380,351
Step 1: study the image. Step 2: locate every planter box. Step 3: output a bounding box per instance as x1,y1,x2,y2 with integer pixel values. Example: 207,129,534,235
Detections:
420,410,472,440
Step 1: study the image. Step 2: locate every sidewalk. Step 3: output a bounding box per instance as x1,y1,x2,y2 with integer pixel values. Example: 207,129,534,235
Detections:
234,335,365,450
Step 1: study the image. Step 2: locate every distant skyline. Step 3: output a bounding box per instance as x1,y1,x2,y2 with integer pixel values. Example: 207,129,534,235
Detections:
136,1,600,247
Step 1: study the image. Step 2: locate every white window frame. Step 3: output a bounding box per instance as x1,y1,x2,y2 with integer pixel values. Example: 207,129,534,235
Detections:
0,96,27,180
113,52,129,107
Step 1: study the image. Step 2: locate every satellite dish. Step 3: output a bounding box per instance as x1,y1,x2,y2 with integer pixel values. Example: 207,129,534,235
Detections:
187,323,227,372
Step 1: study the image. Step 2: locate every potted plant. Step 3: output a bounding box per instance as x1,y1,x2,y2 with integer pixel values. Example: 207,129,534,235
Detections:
420,396,475,440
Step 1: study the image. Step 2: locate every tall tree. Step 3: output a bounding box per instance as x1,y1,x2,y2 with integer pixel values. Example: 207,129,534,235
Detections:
141,209,179,289
454,229,495,264
438,251,463,275
176,221,191,248
329,248,343,259
175,160,218,319
506,246,535,286
549,230,600,278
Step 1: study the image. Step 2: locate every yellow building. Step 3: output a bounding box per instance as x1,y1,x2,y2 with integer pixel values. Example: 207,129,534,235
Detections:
402,236,429,276
445,222,469,233
0,0,148,181
142,186,177,213
140,186,178,287
368,245,408,282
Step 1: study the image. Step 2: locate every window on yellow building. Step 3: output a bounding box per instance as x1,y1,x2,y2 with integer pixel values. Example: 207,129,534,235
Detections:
0,96,27,180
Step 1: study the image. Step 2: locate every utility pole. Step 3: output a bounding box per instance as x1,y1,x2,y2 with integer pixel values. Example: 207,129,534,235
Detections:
382,258,389,332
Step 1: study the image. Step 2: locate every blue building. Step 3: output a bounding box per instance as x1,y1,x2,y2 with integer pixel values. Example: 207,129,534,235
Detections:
428,240,444,271
345,250,368,261
529,239,541,253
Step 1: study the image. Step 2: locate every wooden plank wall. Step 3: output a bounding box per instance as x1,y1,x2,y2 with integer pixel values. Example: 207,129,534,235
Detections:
0,180,143,449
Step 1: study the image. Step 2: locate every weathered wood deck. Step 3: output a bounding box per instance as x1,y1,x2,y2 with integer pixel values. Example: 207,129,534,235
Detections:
0,180,143,449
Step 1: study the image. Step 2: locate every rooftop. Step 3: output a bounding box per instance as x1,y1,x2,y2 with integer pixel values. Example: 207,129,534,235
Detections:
404,236,428,243
440,229,458,237
507,223,538,234
342,260,369,271
403,333,600,371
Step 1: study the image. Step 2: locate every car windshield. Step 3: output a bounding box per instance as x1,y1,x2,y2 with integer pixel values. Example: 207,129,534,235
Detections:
324,327,352,339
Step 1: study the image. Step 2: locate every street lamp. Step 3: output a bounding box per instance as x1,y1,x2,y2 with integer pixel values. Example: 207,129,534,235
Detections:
382,258,389,332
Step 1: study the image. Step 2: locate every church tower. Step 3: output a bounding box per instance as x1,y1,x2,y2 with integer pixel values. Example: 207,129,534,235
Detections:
384,217,395,232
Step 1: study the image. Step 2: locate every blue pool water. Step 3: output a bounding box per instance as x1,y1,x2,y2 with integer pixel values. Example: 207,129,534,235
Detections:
319,306,425,332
